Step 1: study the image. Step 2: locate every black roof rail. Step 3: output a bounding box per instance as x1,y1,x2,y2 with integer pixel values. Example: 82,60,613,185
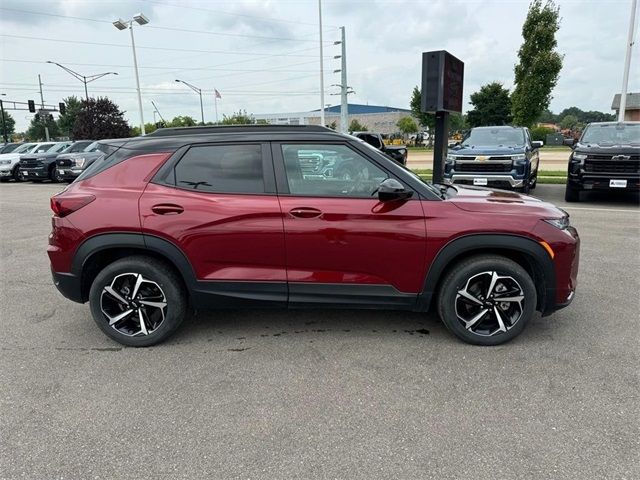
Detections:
146,124,334,137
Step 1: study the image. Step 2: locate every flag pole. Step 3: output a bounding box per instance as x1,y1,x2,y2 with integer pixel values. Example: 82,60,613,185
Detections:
214,89,219,124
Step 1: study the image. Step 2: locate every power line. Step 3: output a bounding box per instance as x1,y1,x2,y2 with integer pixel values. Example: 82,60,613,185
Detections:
140,0,338,29
1,34,334,59
0,7,336,43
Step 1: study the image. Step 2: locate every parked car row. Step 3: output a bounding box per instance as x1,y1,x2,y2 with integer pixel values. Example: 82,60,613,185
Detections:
443,121,640,201
0,140,104,183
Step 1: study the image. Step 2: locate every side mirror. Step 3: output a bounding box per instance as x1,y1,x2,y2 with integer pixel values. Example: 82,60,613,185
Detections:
378,178,413,202
563,138,575,147
531,140,544,149
448,141,460,148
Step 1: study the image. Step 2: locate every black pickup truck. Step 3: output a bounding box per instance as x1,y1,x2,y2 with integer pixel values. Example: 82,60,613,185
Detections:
351,132,408,165
564,121,640,201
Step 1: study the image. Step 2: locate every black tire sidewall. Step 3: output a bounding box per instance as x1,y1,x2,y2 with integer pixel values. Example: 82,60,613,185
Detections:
89,256,187,347
437,256,537,346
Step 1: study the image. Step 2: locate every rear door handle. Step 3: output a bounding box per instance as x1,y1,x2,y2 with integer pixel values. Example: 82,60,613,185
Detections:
151,203,184,215
289,207,322,219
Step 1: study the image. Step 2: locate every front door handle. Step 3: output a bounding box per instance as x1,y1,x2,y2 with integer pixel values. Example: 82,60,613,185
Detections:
151,203,184,215
289,207,322,219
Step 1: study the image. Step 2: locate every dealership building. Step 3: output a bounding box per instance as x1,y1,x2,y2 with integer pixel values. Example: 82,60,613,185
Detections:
252,103,415,134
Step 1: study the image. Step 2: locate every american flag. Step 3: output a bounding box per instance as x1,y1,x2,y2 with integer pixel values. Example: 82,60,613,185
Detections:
214,89,221,99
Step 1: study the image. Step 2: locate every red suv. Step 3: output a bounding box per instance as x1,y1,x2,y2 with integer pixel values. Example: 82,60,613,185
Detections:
48,126,579,347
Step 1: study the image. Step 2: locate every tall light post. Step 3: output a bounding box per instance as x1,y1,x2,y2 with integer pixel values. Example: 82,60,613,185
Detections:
175,79,205,125
1,93,7,143
46,61,117,100
618,0,637,121
113,13,149,135
318,0,325,126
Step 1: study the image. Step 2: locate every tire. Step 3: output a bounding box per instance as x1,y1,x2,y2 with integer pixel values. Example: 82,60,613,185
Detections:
564,184,580,202
335,163,357,181
89,256,188,347
49,166,59,183
53,167,64,183
529,172,537,190
12,165,22,182
437,254,537,346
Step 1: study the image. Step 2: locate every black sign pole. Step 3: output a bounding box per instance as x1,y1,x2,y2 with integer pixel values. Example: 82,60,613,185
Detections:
432,111,449,184
0,99,8,143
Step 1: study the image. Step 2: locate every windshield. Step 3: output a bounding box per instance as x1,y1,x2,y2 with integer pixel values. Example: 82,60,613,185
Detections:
84,141,100,152
580,123,640,146
462,128,525,147
65,141,92,153
48,143,71,153
33,143,56,153
1,144,20,154
12,143,37,154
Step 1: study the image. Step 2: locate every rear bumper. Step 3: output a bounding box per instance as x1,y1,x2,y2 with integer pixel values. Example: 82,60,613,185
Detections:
51,269,84,303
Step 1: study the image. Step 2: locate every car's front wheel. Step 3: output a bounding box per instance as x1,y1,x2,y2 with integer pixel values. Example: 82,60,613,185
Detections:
89,256,188,347
564,184,580,202
437,255,537,346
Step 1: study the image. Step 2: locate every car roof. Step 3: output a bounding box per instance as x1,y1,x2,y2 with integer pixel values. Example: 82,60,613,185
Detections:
472,126,523,130
585,121,640,126
108,125,351,152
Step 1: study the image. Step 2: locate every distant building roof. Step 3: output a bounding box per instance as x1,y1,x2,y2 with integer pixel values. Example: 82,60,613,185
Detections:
611,93,640,110
313,103,411,114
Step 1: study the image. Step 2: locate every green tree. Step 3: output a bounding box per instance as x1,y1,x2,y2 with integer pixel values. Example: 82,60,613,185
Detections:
1,110,16,140
57,96,83,138
530,126,555,141
220,110,254,125
168,115,198,127
511,0,563,127
559,114,579,130
537,108,557,123
328,121,337,130
72,97,130,140
466,82,512,127
396,116,418,136
130,122,159,137
410,86,435,130
348,119,367,132
449,113,467,131
26,113,60,140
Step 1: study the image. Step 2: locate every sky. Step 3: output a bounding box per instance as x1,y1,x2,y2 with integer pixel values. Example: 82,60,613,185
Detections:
1,0,638,132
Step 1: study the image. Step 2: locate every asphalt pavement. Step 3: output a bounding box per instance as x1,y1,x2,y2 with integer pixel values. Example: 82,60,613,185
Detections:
0,182,638,479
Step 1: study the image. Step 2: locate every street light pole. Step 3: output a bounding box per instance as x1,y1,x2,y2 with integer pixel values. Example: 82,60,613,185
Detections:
618,0,637,122
114,14,149,135
0,94,7,143
46,61,118,101
318,0,325,126
175,79,205,125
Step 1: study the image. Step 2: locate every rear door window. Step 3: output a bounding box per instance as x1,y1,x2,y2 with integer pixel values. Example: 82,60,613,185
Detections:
174,144,265,194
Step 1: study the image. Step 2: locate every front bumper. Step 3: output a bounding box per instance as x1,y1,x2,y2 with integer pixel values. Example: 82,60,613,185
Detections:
568,173,640,191
0,168,12,177
56,167,83,180
20,166,48,178
443,174,525,188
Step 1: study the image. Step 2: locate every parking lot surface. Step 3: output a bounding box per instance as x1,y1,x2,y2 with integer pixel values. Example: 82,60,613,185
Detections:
1,182,638,479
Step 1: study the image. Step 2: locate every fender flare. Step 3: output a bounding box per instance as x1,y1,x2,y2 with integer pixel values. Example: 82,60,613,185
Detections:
416,234,556,313
72,232,197,288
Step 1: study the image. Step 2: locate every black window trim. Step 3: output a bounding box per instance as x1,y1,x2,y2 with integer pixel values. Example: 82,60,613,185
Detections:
151,141,277,196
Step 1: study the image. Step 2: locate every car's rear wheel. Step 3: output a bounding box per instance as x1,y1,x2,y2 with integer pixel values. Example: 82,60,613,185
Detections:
89,256,188,347
564,184,580,202
437,255,536,346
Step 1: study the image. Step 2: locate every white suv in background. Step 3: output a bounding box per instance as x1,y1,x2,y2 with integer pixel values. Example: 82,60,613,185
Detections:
0,142,55,182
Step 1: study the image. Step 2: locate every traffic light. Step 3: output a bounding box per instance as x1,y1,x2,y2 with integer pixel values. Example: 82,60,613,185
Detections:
59,102,66,115
28,100,36,113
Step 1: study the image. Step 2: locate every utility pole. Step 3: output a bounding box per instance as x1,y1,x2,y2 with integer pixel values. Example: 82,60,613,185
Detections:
38,74,50,141
340,27,348,133
129,24,145,135
151,100,165,124
318,0,325,126
618,0,637,122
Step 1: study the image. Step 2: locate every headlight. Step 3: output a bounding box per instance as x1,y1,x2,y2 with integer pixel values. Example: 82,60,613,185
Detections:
0,160,11,165
512,154,526,161
74,157,86,168
446,154,457,162
544,216,570,229
571,153,587,162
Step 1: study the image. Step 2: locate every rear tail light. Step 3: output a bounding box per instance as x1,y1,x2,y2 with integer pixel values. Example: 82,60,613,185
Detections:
50,193,95,217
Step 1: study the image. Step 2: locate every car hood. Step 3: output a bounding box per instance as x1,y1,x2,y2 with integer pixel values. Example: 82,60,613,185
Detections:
0,152,24,161
574,143,640,155
451,145,525,156
448,185,564,217
20,153,59,160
